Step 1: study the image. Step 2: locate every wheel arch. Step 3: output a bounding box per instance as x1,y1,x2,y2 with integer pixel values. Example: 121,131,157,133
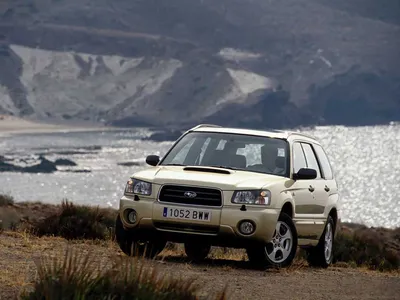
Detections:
328,207,338,234
280,201,294,219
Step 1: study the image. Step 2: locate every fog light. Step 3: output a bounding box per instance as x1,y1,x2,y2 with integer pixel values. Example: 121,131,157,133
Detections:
127,210,137,224
239,221,256,235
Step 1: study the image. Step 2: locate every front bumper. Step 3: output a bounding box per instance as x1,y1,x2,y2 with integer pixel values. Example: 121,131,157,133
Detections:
119,196,280,247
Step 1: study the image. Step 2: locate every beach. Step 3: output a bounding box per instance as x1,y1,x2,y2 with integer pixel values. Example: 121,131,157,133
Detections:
0,115,112,136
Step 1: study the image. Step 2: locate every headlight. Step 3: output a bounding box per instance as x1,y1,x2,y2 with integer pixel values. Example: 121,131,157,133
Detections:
231,190,271,205
125,179,152,196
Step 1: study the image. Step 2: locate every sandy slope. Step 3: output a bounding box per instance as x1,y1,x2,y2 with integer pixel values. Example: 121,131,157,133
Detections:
0,231,398,300
0,115,112,136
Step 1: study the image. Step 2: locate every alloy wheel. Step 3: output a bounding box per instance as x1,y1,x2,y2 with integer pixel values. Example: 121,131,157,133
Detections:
265,221,293,264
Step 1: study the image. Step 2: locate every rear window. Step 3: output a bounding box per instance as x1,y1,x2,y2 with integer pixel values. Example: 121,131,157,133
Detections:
313,144,334,180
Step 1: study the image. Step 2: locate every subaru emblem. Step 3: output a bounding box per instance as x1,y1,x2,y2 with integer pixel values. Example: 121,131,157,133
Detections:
184,191,197,198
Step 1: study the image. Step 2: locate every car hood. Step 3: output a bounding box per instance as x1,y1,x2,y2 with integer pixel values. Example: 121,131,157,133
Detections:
131,166,287,190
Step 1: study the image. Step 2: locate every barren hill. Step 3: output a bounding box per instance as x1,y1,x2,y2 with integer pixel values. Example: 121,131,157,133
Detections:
0,0,399,129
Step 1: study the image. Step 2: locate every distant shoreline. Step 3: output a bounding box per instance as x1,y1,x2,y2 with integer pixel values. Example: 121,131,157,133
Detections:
2,115,399,137
0,115,127,136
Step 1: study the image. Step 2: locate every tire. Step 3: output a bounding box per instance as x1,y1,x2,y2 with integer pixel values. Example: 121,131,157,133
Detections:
184,243,211,262
306,216,335,268
247,212,298,269
115,215,166,259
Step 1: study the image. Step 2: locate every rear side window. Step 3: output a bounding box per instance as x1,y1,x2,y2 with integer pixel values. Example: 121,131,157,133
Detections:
313,144,334,180
292,142,307,173
301,143,322,179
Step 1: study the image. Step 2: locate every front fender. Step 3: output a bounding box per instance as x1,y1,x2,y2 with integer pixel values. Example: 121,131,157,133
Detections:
278,194,296,217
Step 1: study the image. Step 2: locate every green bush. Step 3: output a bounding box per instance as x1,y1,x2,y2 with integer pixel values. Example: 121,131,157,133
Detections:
333,226,400,271
32,200,117,240
0,193,14,206
22,248,227,300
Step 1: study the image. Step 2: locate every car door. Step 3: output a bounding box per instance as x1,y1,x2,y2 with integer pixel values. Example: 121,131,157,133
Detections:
313,143,340,214
290,142,316,231
313,144,338,195
300,143,328,222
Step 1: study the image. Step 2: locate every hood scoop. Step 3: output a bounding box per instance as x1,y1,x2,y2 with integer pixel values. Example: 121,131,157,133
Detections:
183,166,231,174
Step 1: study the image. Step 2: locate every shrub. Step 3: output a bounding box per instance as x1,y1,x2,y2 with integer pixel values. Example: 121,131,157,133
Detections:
0,194,14,206
333,226,400,271
6,198,400,272
22,248,227,300
32,200,117,240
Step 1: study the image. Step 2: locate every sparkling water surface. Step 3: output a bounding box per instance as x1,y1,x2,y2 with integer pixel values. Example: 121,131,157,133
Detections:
0,125,399,228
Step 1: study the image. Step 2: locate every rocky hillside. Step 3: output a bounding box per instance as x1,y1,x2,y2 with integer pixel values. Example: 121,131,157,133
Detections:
0,0,399,129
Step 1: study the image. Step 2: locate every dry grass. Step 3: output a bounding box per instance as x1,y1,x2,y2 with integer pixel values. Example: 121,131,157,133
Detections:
159,244,311,275
9,236,228,300
31,200,117,240
0,232,61,299
22,248,218,300
160,245,247,262
333,226,400,271
0,230,399,300
0,193,14,206
1,197,399,273
209,247,248,261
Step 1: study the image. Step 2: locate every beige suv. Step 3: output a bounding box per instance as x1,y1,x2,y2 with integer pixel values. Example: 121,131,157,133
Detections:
116,124,341,268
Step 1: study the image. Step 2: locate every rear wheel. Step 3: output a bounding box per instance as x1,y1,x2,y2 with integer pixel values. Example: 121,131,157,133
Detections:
307,216,335,268
115,215,166,258
247,213,297,268
184,243,211,262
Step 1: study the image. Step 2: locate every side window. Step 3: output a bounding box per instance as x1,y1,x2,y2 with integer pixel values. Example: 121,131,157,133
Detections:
301,143,322,179
313,144,333,180
292,142,307,173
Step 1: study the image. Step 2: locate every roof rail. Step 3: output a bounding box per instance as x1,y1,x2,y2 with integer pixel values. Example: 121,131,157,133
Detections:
189,124,222,131
287,131,317,140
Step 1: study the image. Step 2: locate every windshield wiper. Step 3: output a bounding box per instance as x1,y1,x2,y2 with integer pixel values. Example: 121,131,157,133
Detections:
163,163,187,166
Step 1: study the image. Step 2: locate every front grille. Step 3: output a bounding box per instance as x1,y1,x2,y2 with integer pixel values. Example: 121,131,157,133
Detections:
159,185,222,207
154,222,219,234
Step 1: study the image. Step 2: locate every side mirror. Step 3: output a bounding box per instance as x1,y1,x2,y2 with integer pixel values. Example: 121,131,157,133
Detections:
146,155,160,166
293,168,317,180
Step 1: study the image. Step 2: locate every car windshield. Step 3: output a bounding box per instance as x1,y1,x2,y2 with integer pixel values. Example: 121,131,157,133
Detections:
160,131,289,177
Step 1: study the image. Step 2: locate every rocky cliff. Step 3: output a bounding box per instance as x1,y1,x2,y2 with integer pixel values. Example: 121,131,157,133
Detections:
0,0,399,129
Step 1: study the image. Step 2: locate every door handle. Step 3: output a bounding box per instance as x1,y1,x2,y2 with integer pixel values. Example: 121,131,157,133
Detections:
308,185,315,192
324,185,330,192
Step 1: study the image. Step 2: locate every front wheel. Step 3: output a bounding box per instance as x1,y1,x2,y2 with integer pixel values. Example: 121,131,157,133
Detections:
115,215,166,259
247,212,297,269
306,216,335,268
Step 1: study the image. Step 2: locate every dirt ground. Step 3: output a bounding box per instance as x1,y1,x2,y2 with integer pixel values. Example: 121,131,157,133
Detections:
0,231,399,300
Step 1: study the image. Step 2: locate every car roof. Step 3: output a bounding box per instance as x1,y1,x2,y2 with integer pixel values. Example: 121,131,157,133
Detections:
189,124,320,144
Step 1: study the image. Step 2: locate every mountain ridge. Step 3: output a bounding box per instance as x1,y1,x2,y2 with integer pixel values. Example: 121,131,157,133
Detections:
0,0,399,129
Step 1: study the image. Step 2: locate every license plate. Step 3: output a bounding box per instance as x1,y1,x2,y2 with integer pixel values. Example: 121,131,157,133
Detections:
162,207,212,222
